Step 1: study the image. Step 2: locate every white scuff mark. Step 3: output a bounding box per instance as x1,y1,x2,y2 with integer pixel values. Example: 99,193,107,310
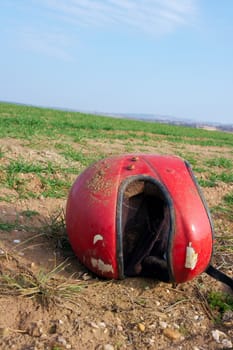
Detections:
93,234,103,245
185,242,198,270
91,258,114,274
191,224,196,232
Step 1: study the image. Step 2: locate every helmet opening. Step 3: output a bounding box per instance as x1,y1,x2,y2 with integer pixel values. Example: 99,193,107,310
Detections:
118,178,172,282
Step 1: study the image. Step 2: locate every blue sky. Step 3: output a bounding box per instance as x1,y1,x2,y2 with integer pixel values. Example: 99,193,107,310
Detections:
1,1,233,124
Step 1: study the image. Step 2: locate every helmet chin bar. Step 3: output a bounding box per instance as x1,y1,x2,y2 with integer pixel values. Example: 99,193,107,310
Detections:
118,177,173,282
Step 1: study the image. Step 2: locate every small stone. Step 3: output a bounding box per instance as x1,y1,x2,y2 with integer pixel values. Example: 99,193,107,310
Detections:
148,337,155,345
103,345,114,350
57,336,67,345
40,334,47,340
90,322,99,329
82,273,92,281
222,338,232,349
97,322,106,328
0,327,9,337
159,321,168,329
138,323,145,332
148,323,156,330
173,323,180,329
211,329,227,343
163,328,182,341
13,239,20,244
222,310,233,327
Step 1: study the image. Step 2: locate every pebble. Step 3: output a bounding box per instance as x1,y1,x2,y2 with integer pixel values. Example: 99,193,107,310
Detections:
57,336,67,345
40,334,47,340
90,322,99,329
117,325,123,331
0,327,9,337
103,345,114,350
13,239,21,244
211,329,232,348
138,323,145,332
82,273,92,281
222,310,233,327
211,329,226,343
97,322,106,328
159,321,168,329
163,328,182,341
173,323,180,329
222,339,233,349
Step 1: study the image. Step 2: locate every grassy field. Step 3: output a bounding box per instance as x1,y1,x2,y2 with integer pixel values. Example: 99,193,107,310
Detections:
0,102,233,349
1,102,233,196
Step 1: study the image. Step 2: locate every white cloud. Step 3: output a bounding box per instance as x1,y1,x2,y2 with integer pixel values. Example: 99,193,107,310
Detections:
11,0,198,61
38,0,198,35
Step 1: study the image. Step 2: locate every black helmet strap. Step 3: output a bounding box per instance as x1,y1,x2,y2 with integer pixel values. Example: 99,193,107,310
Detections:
206,265,233,291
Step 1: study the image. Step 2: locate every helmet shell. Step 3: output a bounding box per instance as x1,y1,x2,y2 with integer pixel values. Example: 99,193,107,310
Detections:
66,154,214,284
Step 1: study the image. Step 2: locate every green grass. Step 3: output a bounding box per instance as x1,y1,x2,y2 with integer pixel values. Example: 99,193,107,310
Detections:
214,192,233,221
20,210,40,218
0,101,232,201
1,102,233,147
198,172,233,188
0,159,74,199
208,291,233,320
55,143,96,166
0,222,18,231
224,192,233,205
0,147,4,158
206,157,233,169
6,159,44,176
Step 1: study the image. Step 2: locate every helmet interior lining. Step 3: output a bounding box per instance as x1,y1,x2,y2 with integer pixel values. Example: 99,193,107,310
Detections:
121,179,171,281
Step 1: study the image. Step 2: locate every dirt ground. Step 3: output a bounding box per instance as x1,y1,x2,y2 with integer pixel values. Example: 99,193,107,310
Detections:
0,137,233,350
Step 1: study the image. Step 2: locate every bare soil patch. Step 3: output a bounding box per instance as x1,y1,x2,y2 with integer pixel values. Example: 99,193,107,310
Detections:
0,137,233,350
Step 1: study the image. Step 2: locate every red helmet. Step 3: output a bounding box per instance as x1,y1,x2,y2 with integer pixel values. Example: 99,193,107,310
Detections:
66,154,233,289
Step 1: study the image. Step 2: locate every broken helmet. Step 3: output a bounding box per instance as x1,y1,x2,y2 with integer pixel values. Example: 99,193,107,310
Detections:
66,154,233,289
